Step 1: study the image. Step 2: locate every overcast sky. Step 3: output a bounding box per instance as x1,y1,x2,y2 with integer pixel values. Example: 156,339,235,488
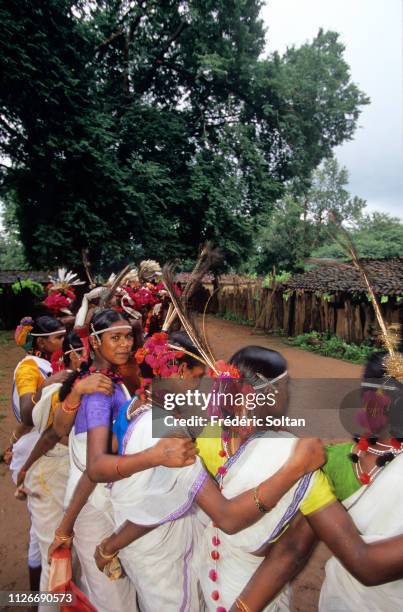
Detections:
261,0,403,219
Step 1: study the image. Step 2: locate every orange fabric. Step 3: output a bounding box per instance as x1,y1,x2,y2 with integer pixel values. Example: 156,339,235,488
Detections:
49,549,96,612
15,359,43,397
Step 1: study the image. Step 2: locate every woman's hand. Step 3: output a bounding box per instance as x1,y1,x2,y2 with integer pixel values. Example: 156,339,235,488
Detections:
285,438,326,478
75,374,113,397
2,445,13,465
44,370,71,386
94,537,118,572
16,468,27,488
151,437,197,468
47,530,74,564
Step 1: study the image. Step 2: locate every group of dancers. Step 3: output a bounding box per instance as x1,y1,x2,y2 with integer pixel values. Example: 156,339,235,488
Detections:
5,260,403,612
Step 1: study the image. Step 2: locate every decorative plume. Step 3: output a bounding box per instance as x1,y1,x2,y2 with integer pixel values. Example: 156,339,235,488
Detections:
100,264,132,308
182,243,222,302
162,263,218,374
48,268,85,290
81,248,96,288
328,214,403,380
162,243,222,332
138,259,162,283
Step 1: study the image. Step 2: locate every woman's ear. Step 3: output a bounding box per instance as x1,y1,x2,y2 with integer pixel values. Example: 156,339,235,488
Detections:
36,337,45,352
178,362,187,379
89,337,100,351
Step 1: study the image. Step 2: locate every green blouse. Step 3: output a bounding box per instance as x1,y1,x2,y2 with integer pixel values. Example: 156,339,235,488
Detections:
323,442,362,502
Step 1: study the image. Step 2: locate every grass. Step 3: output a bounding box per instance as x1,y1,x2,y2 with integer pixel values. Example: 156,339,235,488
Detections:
289,331,379,364
214,311,254,326
0,331,13,345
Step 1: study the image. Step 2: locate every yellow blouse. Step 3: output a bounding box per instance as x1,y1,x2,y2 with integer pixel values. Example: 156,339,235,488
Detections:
196,434,336,516
15,359,44,397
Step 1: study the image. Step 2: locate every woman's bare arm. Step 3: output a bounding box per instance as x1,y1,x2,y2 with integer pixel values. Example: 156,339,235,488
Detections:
228,513,317,612
307,501,403,586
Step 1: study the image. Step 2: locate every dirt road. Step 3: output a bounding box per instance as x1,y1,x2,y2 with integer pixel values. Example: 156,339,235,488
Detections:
0,318,362,610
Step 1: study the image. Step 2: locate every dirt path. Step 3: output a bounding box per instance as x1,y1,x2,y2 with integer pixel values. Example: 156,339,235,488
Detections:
0,319,362,610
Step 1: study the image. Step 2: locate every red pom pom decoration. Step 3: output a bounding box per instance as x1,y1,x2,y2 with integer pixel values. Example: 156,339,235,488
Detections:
212,536,221,547
218,450,226,457
217,466,227,475
359,473,371,485
216,607,227,612
211,550,220,560
211,591,220,601
209,569,218,582
357,438,369,452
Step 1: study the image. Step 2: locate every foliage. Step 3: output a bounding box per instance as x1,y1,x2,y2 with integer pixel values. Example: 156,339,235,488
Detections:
0,2,368,270
262,270,291,288
0,200,28,269
218,311,253,326
311,212,403,260
246,156,369,274
11,279,44,298
308,157,366,225
291,331,379,364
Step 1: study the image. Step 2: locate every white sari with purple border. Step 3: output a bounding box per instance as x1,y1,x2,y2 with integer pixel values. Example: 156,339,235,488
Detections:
111,406,208,612
319,452,403,612
196,431,314,612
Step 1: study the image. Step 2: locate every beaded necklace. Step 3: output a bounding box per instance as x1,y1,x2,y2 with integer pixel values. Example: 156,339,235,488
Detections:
349,436,403,485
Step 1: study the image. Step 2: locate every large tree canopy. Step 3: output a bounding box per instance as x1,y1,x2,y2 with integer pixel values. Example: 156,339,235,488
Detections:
244,157,403,274
0,1,368,270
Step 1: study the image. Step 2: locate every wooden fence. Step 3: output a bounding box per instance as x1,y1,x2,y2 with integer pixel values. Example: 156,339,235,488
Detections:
199,280,401,344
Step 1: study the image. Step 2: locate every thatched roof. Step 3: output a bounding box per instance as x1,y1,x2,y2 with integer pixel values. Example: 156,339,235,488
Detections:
283,258,403,296
0,270,54,284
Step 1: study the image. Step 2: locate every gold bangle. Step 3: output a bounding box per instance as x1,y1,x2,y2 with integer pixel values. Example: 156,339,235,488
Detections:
253,484,268,514
10,431,18,444
32,394,38,405
55,528,74,542
97,542,119,561
236,598,252,612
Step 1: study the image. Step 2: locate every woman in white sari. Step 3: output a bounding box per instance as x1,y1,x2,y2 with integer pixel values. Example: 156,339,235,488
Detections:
49,310,198,612
15,331,112,603
10,315,67,591
319,353,403,612
94,337,327,612
206,348,403,612
320,451,403,611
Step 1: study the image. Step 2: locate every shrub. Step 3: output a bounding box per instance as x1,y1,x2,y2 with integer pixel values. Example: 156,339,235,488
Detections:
291,332,378,364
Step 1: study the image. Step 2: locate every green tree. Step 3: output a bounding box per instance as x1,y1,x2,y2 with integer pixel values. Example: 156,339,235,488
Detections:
0,198,28,269
308,157,366,224
247,156,367,273
312,212,403,259
0,2,368,270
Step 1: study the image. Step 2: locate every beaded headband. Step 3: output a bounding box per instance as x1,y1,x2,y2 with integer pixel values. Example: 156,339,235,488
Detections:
63,345,86,357
250,370,288,390
90,323,132,342
31,329,67,337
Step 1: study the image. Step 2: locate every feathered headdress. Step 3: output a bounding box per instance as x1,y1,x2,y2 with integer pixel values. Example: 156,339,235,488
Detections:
162,263,239,379
48,268,85,292
138,259,162,283
44,269,85,316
